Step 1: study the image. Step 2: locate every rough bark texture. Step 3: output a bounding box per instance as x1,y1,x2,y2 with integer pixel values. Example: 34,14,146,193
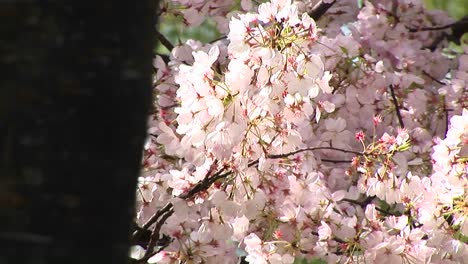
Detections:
0,2,156,263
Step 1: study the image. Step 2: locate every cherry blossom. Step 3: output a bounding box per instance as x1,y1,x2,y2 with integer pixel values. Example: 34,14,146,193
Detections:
136,0,468,263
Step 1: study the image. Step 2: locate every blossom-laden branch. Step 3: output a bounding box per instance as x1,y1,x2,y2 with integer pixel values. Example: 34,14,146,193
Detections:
140,0,468,263
408,15,468,44
415,15,468,49
138,205,174,263
132,146,363,259
267,146,363,159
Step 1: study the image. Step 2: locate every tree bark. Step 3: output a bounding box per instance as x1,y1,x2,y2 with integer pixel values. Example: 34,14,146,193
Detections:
0,1,156,263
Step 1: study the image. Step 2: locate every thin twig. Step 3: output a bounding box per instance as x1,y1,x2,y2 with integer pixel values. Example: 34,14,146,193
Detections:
374,205,401,216
342,196,375,208
407,16,468,35
132,146,363,255
407,23,454,32
444,99,449,136
155,29,174,51
210,35,228,44
134,146,361,233
178,167,228,199
389,85,405,128
420,16,468,49
321,159,352,163
140,208,174,262
267,146,363,159
133,202,173,239
422,70,446,85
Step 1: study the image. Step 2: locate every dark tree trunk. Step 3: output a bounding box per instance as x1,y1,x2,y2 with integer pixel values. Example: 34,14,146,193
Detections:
0,1,156,263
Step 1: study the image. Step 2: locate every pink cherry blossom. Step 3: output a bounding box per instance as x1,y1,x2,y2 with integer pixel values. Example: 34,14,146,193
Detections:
136,0,468,263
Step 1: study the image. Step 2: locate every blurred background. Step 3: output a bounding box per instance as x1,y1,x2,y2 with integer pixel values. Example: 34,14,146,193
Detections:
156,0,468,54
424,0,468,19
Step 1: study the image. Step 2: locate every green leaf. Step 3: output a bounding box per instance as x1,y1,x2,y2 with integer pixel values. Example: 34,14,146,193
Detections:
310,259,327,264
357,0,364,9
396,140,411,152
339,46,349,55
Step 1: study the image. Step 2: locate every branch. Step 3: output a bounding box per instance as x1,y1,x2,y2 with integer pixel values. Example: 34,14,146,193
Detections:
407,16,468,38
449,16,468,44
178,168,229,199
267,146,363,159
426,32,448,51
443,99,449,136
422,70,446,85
155,28,174,51
389,85,405,128
133,202,173,240
131,146,362,255
321,158,352,163
132,169,229,242
154,53,170,64
417,16,468,49
407,22,454,32
342,196,375,208
139,208,174,263
308,0,337,21
374,205,402,217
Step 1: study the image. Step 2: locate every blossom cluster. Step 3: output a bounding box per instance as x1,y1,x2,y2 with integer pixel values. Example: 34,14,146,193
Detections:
135,0,468,263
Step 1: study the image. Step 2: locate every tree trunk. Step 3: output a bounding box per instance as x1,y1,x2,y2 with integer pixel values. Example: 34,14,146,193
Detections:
0,1,156,263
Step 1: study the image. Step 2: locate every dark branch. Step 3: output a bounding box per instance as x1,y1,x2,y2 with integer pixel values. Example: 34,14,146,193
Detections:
178,167,227,199
321,158,352,163
418,16,468,49
210,35,228,44
449,16,468,44
443,100,449,136
132,203,173,240
155,28,174,51
267,146,363,159
407,22,454,32
308,0,337,21
132,146,362,255
374,205,402,217
154,53,170,64
426,32,448,51
139,208,174,263
422,70,446,85
389,85,405,128
407,16,468,38
342,196,375,208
